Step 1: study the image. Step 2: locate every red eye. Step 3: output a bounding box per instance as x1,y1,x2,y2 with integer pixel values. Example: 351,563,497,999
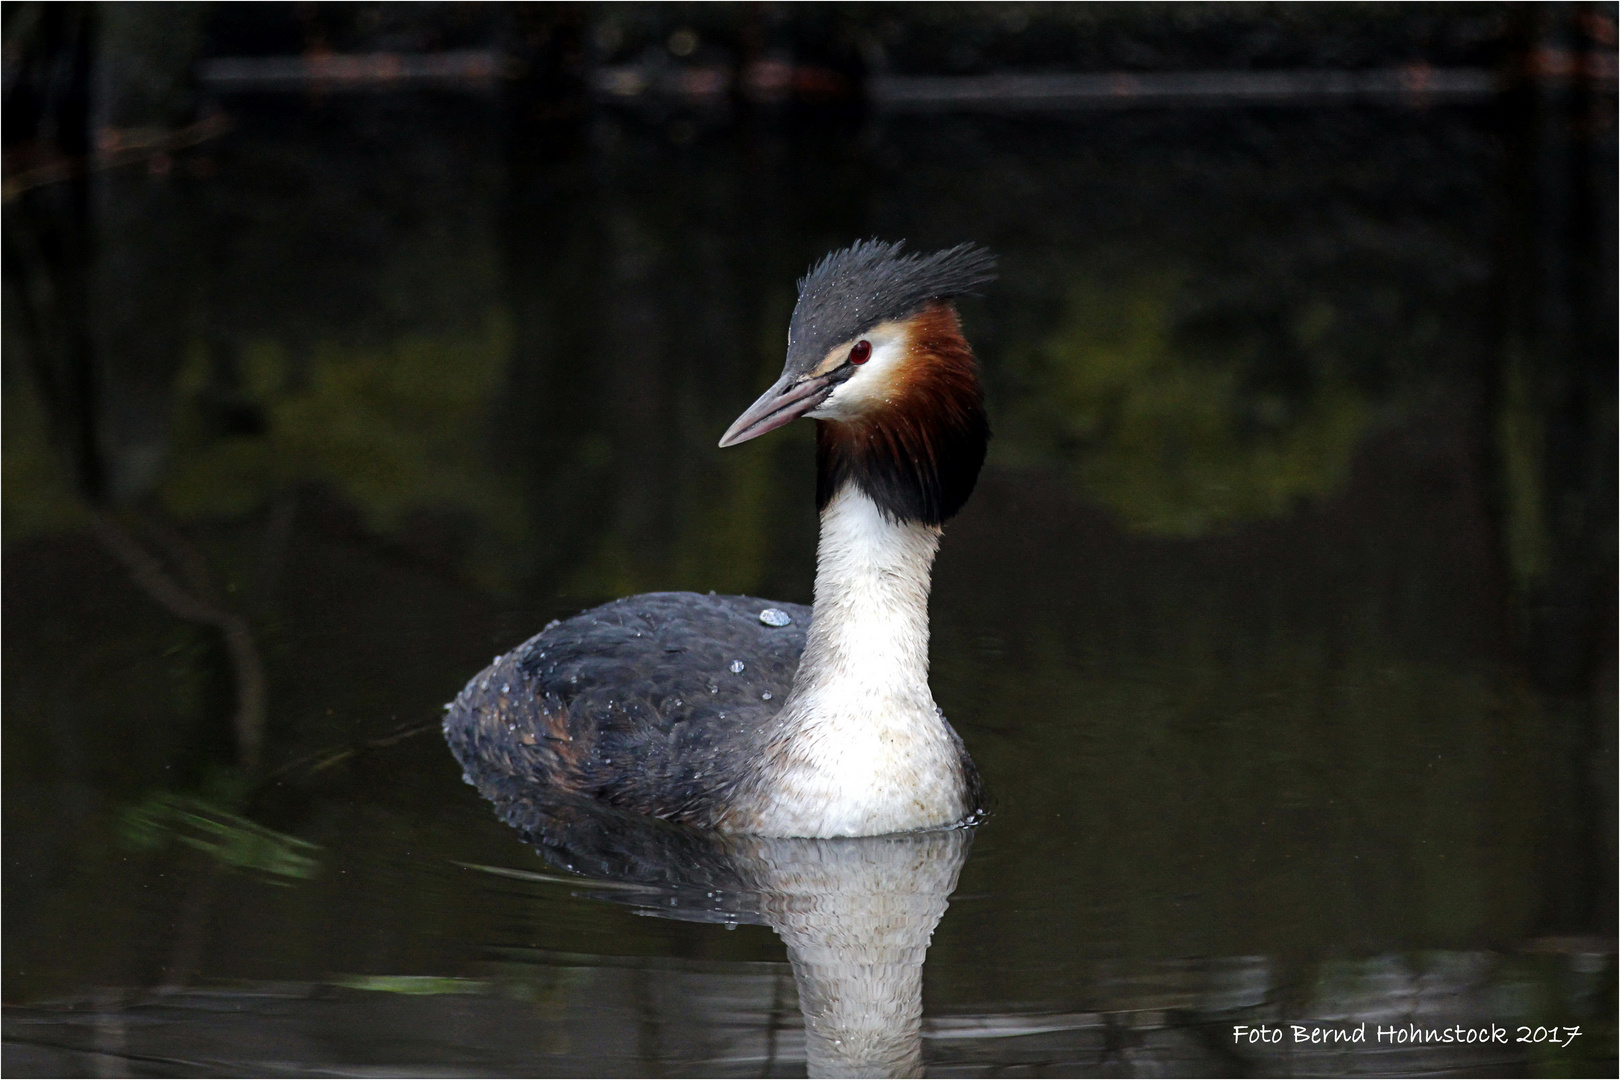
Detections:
849,340,871,365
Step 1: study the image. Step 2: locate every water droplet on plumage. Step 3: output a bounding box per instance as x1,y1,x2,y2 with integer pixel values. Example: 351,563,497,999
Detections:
758,608,792,627
730,660,745,673
761,691,772,700
502,684,510,693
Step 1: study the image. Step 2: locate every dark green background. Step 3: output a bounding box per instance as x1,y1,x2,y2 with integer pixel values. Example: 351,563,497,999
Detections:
4,3,1614,1075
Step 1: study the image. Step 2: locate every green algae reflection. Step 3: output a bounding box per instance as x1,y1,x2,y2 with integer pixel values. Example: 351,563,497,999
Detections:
157,314,528,593
120,791,321,883
1003,274,1369,536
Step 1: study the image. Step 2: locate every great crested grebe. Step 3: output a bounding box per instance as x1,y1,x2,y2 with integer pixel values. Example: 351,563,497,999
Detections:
445,240,995,838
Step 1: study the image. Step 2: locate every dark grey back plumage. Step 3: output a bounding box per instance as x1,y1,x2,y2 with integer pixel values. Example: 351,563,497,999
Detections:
444,592,810,829
786,240,996,375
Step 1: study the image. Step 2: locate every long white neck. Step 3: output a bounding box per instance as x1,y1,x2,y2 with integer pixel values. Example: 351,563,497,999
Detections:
798,485,940,709
743,485,969,837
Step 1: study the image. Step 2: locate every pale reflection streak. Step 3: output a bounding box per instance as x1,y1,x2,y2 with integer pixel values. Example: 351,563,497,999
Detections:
489,787,971,1079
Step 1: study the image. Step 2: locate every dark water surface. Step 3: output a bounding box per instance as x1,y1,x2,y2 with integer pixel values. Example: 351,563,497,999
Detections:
5,68,1616,1077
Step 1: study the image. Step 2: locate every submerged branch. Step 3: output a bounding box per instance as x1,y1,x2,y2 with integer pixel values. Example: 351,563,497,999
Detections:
87,508,267,772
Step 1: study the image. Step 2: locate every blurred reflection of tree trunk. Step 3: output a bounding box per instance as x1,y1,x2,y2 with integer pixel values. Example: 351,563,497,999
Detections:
498,6,849,603
498,3,605,587
3,2,101,495
154,859,222,994
1493,1,1617,932
89,986,129,1078
255,488,298,613
2,1,268,772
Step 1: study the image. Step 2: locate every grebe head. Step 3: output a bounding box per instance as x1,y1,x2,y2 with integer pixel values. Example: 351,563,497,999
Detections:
718,239,996,525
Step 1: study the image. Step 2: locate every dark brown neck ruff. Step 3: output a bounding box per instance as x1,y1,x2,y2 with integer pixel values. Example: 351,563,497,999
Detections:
815,302,989,527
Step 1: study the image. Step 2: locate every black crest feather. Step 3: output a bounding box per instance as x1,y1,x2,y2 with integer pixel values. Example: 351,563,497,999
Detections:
786,240,996,373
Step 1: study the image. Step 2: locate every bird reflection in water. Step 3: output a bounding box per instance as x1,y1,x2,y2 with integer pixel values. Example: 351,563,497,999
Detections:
484,782,971,1078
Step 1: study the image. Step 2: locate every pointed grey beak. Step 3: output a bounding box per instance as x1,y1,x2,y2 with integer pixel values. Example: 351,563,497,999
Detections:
718,372,832,448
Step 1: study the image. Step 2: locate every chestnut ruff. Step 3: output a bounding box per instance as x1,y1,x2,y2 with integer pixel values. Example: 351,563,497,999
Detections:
816,303,989,528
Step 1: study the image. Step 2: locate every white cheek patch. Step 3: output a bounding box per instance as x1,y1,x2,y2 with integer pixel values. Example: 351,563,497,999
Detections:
806,324,911,422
